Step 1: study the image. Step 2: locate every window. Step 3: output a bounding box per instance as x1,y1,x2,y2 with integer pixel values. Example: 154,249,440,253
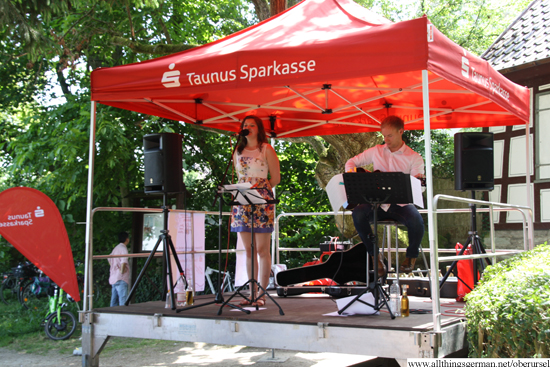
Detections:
536,92,550,180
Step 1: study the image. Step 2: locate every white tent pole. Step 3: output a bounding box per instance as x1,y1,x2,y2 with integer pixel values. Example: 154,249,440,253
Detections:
526,88,534,249
422,70,441,333
271,137,277,264
84,101,97,312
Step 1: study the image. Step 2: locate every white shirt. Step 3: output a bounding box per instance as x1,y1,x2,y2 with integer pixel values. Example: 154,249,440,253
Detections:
108,243,129,285
345,143,424,210
345,143,424,177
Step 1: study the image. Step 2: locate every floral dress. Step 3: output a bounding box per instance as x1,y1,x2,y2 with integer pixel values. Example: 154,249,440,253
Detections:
230,143,275,233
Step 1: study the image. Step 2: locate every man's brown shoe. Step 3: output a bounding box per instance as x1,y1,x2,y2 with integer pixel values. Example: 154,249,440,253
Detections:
371,254,387,278
399,257,416,273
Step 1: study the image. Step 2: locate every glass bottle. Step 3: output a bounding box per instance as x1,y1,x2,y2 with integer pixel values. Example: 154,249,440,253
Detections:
186,285,194,306
175,274,186,307
389,280,401,317
401,284,409,317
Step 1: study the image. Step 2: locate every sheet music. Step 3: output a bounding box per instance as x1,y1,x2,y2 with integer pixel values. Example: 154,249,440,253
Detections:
326,174,347,214
222,182,252,191
223,183,267,205
410,176,424,208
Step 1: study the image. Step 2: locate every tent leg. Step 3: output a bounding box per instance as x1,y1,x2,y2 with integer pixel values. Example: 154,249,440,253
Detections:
84,101,97,312
421,70,441,334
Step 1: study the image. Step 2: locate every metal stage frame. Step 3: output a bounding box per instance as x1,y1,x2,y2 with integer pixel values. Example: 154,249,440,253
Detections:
81,294,467,367
81,198,533,367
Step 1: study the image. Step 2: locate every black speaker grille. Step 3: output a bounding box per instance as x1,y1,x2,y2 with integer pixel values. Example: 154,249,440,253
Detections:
143,133,183,193
454,132,494,191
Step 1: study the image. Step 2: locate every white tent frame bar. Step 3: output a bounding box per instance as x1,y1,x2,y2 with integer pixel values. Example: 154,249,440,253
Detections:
92,74,517,139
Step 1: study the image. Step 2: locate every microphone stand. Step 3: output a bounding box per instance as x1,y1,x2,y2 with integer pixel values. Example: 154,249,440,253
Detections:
212,130,249,207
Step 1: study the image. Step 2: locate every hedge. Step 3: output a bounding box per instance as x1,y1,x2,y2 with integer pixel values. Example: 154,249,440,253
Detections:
464,242,550,357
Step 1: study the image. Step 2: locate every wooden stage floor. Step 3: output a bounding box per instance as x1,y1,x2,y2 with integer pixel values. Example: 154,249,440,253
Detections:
94,292,466,332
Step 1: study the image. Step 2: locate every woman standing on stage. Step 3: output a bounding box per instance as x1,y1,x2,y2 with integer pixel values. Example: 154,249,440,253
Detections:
231,115,280,307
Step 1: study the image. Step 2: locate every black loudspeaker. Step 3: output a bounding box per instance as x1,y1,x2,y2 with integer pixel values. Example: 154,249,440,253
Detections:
144,133,184,193
454,132,494,191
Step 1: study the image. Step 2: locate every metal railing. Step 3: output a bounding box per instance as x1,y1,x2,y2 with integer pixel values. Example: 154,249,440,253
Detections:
83,207,236,312
272,197,533,334
429,195,533,332
84,197,534,333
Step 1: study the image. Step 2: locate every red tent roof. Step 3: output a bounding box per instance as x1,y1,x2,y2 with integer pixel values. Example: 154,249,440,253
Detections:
91,0,529,138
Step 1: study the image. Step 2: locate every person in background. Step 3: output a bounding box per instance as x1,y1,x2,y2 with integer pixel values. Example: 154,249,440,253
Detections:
345,115,425,276
231,115,280,307
108,231,130,306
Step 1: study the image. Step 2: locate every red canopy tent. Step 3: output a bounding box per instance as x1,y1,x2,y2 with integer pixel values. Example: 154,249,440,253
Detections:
86,0,531,327
91,0,529,136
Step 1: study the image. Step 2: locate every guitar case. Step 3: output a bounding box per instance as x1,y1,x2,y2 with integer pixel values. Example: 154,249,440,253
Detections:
276,243,380,286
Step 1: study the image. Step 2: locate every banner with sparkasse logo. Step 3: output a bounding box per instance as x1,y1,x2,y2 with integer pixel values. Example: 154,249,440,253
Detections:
0,187,80,302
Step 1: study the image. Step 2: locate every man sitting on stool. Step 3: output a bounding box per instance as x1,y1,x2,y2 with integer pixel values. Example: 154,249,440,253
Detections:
345,115,425,276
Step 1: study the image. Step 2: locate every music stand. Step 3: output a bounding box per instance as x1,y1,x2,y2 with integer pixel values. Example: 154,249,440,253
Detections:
339,172,415,318
126,194,188,310
217,184,284,316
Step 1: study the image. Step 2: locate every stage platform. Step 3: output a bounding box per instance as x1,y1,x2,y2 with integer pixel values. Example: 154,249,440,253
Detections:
81,292,468,367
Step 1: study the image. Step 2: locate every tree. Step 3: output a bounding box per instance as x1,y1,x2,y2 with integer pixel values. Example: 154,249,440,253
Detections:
0,0,531,271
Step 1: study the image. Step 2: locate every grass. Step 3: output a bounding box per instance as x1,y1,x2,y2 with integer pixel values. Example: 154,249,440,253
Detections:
0,296,189,358
0,294,82,353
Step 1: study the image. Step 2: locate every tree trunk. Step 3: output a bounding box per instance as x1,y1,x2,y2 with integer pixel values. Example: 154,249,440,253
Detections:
250,0,271,21
270,0,286,16
289,132,383,239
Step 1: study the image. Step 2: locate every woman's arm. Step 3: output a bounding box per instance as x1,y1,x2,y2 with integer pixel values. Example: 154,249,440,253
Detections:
266,145,280,188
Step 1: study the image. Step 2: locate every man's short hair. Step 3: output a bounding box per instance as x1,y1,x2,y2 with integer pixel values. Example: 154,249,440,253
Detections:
381,115,404,131
118,231,129,243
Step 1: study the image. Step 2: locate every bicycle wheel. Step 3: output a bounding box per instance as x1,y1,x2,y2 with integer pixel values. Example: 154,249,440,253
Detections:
44,311,77,340
20,280,48,311
1,277,18,305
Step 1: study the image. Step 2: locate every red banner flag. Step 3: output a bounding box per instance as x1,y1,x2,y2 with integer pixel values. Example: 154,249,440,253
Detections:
0,187,80,302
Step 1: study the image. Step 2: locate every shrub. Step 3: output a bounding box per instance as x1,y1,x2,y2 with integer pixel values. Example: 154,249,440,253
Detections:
464,242,550,358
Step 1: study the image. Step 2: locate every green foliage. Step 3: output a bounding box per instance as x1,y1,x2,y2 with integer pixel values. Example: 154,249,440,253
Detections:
465,242,550,358
404,129,455,179
355,0,532,55
0,303,43,344
0,0,536,301
0,293,82,346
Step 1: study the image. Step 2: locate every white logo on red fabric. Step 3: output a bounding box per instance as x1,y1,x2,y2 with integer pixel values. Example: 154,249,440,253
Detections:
461,56,469,78
460,50,510,101
35,207,44,218
162,63,181,88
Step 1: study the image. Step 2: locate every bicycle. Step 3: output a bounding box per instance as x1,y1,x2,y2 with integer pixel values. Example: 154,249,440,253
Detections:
43,283,77,340
75,260,101,305
1,261,39,305
20,269,51,311
1,269,17,305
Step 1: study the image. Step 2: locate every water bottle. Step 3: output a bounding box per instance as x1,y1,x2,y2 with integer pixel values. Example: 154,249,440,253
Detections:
165,290,171,308
389,280,401,317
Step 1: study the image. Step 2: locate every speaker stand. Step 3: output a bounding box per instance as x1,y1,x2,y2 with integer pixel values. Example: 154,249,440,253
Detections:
126,194,188,310
439,191,492,291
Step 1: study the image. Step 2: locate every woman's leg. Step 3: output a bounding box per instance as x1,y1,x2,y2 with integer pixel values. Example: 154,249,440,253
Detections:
238,232,258,284
254,232,272,296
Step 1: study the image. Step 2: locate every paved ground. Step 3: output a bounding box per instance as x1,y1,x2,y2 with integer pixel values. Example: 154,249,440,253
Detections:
0,341,376,367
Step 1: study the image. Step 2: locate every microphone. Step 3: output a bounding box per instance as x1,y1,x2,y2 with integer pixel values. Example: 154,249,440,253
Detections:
233,129,249,137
